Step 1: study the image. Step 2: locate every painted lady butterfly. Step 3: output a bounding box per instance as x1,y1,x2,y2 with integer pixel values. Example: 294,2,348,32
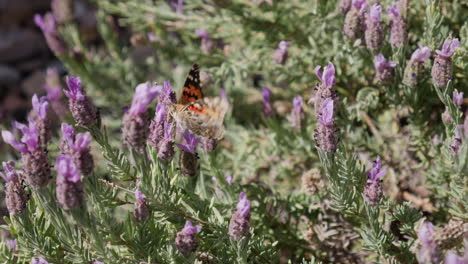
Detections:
170,64,229,140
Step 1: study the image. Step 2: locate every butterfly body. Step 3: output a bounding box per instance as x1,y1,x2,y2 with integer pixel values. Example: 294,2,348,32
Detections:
170,64,229,140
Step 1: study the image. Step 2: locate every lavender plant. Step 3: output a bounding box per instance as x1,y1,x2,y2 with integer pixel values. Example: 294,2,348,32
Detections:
0,0,467,263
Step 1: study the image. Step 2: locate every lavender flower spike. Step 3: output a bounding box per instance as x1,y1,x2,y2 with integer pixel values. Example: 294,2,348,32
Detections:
262,88,274,117
273,41,290,65
65,76,99,127
175,221,202,255
31,94,50,148
134,189,149,221
364,156,386,206
158,81,177,105
157,122,175,161
450,125,464,154
403,46,431,88
2,119,51,188
177,130,201,176
148,104,168,148
314,62,339,116
314,98,339,153
123,82,161,150
453,90,464,107
432,38,460,88
387,3,407,48
60,123,94,175
1,161,28,214
287,96,305,130
343,0,366,40
34,13,67,55
55,155,83,210
365,4,383,50
416,221,442,264
228,192,251,240
374,54,397,84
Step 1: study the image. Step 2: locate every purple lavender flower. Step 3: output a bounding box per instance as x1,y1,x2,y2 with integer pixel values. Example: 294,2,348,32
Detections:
55,155,83,210
157,122,175,161
450,125,464,154
431,38,460,88
442,108,454,126
123,82,161,150
177,130,202,154
445,251,467,264
387,2,407,48
453,90,464,107
175,221,202,255
60,123,94,175
273,41,291,65
314,98,339,153
34,13,67,55
287,96,305,130
262,88,274,117
31,94,50,148
31,257,49,264
228,192,251,240
158,81,177,105
343,0,366,40
2,119,51,188
169,0,184,13
365,4,383,50
148,104,168,148
196,29,216,54
65,76,99,127
363,156,386,206
374,54,397,83
134,189,149,221
403,46,431,88
177,130,201,177
314,62,339,116
416,222,442,264
1,161,28,214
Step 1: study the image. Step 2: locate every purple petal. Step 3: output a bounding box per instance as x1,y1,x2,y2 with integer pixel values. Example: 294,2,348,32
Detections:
318,98,334,126
2,130,27,153
128,82,161,116
55,155,80,183
135,189,145,202
32,94,49,121
72,133,91,151
314,66,323,81
322,62,336,88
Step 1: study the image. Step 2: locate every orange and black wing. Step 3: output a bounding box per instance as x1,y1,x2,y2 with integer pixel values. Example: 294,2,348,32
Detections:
178,64,203,105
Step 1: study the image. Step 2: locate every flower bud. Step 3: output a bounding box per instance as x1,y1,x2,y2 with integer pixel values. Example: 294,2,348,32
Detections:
387,3,407,48
55,155,83,210
403,46,431,88
431,38,460,88
133,189,149,222
364,157,386,206
365,4,383,50
374,54,397,84
64,76,99,127
314,98,339,153
34,13,67,55
343,0,366,40
273,41,290,65
1,161,28,215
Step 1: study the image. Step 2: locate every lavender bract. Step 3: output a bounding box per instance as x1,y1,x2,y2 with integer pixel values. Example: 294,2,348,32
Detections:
452,90,464,107
363,157,386,206
431,38,460,88
228,192,251,240
157,122,175,161
122,82,161,150
34,13,67,55
314,98,339,153
55,155,83,210
175,221,202,255
403,46,431,88
314,62,338,116
60,123,94,175
1,161,28,214
365,4,383,50
273,41,290,65
65,76,99,127
374,54,397,84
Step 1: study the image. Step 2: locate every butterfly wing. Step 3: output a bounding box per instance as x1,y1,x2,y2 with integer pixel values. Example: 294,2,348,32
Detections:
178,64,203,105
172,97,229,140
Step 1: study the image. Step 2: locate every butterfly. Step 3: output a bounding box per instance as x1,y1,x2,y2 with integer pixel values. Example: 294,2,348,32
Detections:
170,64,229,140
